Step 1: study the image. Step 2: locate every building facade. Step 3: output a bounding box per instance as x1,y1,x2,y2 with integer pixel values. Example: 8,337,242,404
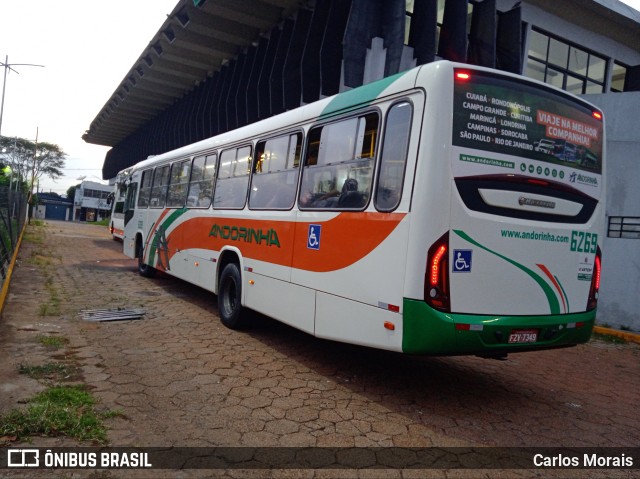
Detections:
33,193,73,221
72,181,112,222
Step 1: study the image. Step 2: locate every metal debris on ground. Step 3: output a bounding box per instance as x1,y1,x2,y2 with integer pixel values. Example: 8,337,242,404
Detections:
80,308,146,322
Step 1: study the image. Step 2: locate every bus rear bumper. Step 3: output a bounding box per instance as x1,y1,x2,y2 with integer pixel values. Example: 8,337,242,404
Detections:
402,299,595,355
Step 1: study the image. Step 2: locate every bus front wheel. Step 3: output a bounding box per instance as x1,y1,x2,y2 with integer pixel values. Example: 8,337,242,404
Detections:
218,263,245,329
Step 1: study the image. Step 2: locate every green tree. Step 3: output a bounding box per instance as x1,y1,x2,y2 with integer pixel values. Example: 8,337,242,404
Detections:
0,135,66,214
66,184,80,201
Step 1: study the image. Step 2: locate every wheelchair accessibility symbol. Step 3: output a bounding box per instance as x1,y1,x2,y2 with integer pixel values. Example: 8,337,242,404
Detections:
452,250,472,272
307,224,321,250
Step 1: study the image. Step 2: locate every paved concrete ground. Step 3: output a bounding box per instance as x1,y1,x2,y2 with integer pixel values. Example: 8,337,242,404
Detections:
0,220,638,478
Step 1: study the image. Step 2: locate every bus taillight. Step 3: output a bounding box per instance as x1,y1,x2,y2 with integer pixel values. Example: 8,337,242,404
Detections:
455,71,471,81
425,232,450,312
587,246,602,311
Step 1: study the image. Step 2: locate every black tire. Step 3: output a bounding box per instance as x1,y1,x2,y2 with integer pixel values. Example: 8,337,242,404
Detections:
137,241,157,278
218,262,245,329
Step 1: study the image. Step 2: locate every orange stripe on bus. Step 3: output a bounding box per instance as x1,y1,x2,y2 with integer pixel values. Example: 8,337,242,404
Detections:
164,212,406,272
143,209,172,255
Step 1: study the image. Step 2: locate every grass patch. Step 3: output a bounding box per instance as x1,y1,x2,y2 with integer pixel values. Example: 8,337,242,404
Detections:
0,385,115,444
591,332,626,344
38,276,62,316
27,248,60,267
19,363,79,382
38,302,61,316
37,335,69,349
23,220,46,245
27,252,54,267
23,230,44,245
89,218,110,227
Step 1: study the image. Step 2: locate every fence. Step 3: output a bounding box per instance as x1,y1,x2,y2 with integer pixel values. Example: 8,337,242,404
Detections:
0,185,28,294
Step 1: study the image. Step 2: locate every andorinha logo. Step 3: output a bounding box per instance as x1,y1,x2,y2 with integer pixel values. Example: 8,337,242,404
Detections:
209,223,281,247
569,172,598,187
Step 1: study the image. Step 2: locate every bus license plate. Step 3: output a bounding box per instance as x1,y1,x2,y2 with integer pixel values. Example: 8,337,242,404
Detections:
508,329,538,343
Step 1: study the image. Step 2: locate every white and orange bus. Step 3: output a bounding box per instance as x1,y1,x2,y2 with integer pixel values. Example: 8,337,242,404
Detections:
120,61,604,357
108,168,131,240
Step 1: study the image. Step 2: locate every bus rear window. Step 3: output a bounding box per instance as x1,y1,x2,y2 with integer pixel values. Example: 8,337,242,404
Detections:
452,70,603,176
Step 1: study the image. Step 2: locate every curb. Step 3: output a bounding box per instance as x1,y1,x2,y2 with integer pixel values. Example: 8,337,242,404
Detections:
593,325,640,345
0,223,26,316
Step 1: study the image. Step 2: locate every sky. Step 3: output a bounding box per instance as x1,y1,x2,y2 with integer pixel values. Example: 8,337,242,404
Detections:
1,0,639,196
0,0,177,195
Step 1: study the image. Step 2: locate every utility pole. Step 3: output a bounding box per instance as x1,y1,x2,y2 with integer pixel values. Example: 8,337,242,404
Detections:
0,55,45,136
27,127,38,224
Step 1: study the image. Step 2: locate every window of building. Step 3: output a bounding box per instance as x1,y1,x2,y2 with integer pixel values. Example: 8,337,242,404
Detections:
375,101,413,211
82,189,110,199
405,0,474,52
404,0,413,45
149,165,170,208
250,133,302,210
188,154,216,208
525,28,607,94
611,62,628,92
166,159,191,207
299,112,378,210
608,216,640,239
213,146,252,209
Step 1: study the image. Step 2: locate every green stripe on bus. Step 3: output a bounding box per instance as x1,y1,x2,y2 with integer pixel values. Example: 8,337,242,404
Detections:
453,229,560,315
148,208,188,266
319,70,409,119
402,298,595,355
555,275,571,313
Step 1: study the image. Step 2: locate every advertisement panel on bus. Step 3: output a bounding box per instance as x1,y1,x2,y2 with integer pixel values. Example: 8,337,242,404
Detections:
451,70,603,199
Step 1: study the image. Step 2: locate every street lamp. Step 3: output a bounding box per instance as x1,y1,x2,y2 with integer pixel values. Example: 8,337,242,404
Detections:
0,55,45,136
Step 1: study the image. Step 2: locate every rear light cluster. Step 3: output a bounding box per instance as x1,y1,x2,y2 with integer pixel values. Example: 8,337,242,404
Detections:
587,246,602,311
425,232,450,312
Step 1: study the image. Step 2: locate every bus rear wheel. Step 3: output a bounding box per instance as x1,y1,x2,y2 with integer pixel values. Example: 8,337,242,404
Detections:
137,241,157,278
218,263,245,329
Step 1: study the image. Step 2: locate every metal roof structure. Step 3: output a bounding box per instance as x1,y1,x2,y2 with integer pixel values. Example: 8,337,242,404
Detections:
82,0,304,147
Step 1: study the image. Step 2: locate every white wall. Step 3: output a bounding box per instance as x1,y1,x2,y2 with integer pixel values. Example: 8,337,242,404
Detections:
584,92,640,331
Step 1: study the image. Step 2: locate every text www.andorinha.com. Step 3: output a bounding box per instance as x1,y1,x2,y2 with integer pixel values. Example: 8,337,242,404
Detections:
501,229,570,243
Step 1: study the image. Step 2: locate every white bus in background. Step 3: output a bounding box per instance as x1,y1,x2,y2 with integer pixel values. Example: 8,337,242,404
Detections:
120,61,605,358
108,168,131,240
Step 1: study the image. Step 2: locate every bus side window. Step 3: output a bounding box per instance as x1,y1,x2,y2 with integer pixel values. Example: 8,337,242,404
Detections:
167,159,191,208
188,154,216,208
214,146,251,209
124,182,138,213
149,165,170,208
375,101,413,211
250,133,301,210
299,113,378,210
137,169,153,208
